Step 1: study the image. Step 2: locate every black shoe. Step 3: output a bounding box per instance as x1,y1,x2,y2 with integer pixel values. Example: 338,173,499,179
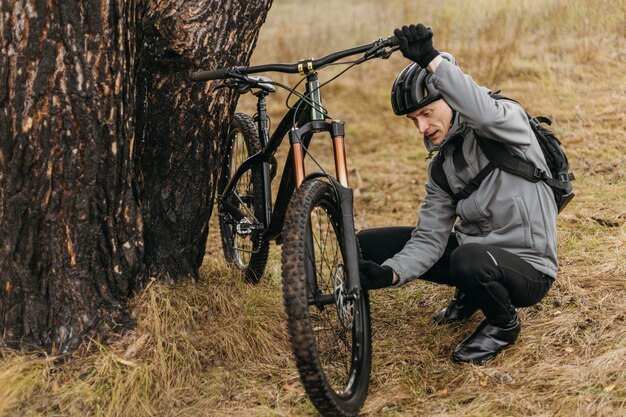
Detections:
433,289,479,325
452,315,521,363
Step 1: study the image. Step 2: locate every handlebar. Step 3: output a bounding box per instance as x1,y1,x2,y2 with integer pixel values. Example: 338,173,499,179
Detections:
192,67,230,82
190,34,401,82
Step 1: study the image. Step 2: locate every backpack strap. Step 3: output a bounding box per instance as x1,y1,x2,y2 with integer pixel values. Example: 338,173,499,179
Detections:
535,116,552,126
543,173,575,190
476,137,544,183
454,162,495,200
432,135,546,202
431,145,497,202
431,153,454,197
430,92,574,209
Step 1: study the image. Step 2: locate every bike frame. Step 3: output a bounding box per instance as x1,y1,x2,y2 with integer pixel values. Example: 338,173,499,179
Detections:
194,35,399,292
219,75,363,293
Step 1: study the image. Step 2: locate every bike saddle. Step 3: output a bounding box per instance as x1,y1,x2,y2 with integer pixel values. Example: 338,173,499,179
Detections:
244,75,276,93
214,75,276,94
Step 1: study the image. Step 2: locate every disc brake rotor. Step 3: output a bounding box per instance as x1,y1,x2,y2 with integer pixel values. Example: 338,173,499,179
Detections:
333,264,354,330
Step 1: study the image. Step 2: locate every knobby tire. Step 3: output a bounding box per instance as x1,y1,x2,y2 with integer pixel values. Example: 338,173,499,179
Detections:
281,179,371,417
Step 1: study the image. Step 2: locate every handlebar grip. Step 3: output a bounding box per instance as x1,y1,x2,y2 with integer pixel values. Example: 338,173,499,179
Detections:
385,36,400,47
190,68,229,82
384,27,433,47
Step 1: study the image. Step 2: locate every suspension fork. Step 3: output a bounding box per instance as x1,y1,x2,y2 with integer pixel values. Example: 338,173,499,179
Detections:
290,133,307,187
331,121,348,187
333,180,361,292
288,120,348,188
328,123,360,293
288,119,361,301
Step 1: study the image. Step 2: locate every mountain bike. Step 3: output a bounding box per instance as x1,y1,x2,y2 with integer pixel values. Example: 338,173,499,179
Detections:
191,34,400,417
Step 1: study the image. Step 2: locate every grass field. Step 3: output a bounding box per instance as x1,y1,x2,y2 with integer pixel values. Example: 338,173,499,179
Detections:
1,0,625,416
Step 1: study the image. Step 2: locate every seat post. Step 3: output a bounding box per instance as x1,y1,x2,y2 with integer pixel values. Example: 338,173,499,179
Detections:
255,91,270,146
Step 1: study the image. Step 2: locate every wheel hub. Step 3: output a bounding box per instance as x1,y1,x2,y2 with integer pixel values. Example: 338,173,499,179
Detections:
333,264,354,330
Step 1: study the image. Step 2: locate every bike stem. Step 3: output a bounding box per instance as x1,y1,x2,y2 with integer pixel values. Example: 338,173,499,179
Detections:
306,73,324,122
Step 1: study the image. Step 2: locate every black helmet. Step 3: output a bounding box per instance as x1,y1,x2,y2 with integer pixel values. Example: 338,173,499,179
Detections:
390,52,456,116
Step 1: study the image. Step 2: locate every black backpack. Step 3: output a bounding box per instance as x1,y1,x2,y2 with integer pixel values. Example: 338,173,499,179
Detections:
431,94,575,213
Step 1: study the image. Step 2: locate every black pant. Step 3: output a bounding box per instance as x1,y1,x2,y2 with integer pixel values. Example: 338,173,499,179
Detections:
357,227,553,325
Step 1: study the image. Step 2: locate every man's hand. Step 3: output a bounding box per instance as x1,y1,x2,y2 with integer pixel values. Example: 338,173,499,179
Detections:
394,24,440,69
359,259,395,290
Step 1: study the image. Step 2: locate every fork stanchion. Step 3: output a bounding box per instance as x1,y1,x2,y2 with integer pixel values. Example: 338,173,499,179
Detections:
289,128,306,188
331,120,348,187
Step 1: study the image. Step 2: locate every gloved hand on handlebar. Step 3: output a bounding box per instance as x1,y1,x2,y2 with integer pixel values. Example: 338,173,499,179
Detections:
394,24,440,68
359,259,396,290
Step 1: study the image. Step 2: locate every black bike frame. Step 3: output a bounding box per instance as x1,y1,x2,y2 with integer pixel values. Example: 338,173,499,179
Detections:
195,35,400,290
217,93,305,241
219,71,347,241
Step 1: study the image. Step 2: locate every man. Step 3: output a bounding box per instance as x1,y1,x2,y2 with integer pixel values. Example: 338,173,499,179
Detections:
357,24,557,363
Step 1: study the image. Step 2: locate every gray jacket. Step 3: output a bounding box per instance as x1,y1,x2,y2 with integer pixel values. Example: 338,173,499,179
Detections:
383,59,558,285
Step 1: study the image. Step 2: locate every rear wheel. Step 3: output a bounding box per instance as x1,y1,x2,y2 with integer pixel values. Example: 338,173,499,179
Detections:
281,179,371,417
218,113,269,283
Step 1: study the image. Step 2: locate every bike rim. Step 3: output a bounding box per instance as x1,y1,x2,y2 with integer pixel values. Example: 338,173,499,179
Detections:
305,201,361,397
228,128,255,269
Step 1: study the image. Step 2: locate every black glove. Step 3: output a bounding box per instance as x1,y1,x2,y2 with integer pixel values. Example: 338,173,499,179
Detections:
359,259,395,290
394,24,440,68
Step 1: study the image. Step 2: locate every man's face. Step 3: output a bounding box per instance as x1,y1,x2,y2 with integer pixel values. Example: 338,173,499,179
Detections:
406,99,453,146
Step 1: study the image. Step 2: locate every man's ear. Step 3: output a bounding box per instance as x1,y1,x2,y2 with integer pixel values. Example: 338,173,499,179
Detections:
449,106,456,128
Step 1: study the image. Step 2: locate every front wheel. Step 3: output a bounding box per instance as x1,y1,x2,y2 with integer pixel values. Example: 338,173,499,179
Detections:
281,179,371,417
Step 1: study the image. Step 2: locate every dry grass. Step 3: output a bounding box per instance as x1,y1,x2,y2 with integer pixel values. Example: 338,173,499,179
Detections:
2,0,625,416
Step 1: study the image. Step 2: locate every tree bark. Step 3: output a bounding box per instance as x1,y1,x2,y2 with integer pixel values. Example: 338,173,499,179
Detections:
0,0,144,353
0,0,272,352
136,0,272,281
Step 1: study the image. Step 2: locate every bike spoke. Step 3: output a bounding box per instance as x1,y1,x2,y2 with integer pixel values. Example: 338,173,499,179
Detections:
231,131,256,267
318,309,351,359
311,208,338,281
304,202,354,393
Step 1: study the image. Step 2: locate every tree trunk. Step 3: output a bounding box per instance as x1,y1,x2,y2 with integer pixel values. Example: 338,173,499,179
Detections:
0,0,272,353
137,1,272,281
0,0,144,353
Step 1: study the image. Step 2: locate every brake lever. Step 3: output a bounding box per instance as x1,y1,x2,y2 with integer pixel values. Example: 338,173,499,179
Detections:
379,45,399,59
214,74,275,95
363,39,399,61
363,40,386,60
